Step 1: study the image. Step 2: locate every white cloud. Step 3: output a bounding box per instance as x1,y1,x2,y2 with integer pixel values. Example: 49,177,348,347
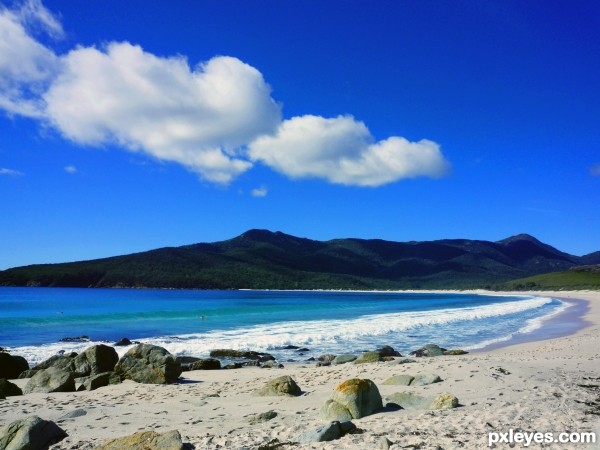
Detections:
0,1,450,187
0,167,24,176
251,186,268,197
43,45,281,184
64,164,77,174
0,1,60,117
249,115,450,186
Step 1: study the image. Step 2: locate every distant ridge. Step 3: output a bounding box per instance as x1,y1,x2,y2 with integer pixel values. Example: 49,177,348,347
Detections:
0,230,598,290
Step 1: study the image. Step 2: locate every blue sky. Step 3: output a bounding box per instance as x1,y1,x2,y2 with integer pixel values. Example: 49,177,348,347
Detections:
1,0,599,270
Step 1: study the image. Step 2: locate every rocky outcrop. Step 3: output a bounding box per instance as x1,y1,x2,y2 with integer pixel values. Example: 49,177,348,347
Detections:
383,374,414,386
0,416,67,449
77,372,121,391
321,378,382,421
0,379,22,397
0,352,29,379
114,344,182,384
377,345,401,357
254,375,301,397
23,367,76,394
95,430,184,450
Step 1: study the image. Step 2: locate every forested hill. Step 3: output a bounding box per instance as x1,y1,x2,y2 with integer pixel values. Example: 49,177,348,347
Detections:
1,230,598,289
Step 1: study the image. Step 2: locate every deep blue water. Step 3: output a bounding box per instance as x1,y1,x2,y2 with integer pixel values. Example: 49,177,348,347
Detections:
0,287,567,364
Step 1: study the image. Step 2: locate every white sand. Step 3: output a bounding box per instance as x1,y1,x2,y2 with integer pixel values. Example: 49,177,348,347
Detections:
1,290,599,449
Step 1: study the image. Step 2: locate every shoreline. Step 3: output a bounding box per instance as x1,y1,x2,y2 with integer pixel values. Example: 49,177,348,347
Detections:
1,290,599,449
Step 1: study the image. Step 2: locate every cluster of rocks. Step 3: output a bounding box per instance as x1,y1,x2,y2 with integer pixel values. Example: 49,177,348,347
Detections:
250,372,460,444
409,343,468,357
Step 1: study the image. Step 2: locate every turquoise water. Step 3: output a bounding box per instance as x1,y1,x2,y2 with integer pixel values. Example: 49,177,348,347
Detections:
0,288,568,364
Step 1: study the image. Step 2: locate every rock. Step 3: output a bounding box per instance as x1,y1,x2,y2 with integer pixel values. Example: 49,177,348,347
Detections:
18,370,38,379
410,344,446,357
443,349,469,355
73,344,119,376
298,421,356,443
59,409,87,420
77,371,121,391
318,354,336,363
296,347,310,352
281,345,299,350
114,344,182,384
394,358,417,364
386,392,459,410
383,374,414,386
114,337,132,346
95,429,184,450
354,351,383,364
247,410,277,424
60,335,89,342
23,367,76,394
299,422,341,443
377,345,401,357
0,379,22,397
431,392,459,409
411,373,442,386
188,358,221,370
0,416,67,449
378,436,393,450
34,354,77,373
260,360,283,369
254,375,301,397
316,361,331,367
223,363,243,370
321,378,382,421
0,352,29,379
209,349,275,361
332,354,357,365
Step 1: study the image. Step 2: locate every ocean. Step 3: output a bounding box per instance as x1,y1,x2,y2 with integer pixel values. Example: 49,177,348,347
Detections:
0,288,569,365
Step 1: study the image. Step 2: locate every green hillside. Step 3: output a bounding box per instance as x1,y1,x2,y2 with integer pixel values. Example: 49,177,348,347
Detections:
503,268,600,290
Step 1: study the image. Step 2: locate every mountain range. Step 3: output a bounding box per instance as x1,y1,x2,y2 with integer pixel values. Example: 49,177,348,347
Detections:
1,230,599,290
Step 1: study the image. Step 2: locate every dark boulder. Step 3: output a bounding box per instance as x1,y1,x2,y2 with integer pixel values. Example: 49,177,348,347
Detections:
73,344,119,376
0,379,22,397
209,349,275,361
77,371,121,391
0,353,29,379
189,359,221,371
114,337,132,346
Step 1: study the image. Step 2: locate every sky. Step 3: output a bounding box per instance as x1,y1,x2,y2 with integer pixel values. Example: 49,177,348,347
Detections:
0,0,599,270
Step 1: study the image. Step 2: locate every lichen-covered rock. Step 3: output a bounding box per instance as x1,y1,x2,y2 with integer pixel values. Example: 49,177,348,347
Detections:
354,351,383,364
114,344,182,384
443,349,469,355
77,371,121,391
0,352,29,379
431,392,459,409
73,344,119,376
95,429,184,450
321,378,382,421
23,367,76,394
0,416,67,449
0,379,22,397
254,375,301,396
383,374,414,386
34,354,77,372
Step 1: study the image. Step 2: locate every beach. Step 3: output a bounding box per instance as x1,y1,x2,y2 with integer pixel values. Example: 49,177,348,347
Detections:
1,290,599,449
